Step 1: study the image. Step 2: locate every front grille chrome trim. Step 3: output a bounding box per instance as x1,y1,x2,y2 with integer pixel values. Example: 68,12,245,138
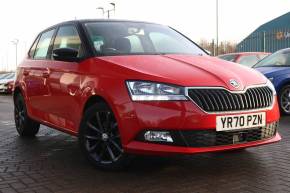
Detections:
185,84,275,114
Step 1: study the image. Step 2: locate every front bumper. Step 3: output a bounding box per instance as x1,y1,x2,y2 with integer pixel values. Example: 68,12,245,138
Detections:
116,96,281,155
125,133,281,155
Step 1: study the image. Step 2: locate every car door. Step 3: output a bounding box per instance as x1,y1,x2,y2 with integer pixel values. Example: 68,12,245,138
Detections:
44,25,84,131
24,28,56,120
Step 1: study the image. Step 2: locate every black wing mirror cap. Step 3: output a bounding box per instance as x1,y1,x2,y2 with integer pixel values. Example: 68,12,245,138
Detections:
52,48,79,62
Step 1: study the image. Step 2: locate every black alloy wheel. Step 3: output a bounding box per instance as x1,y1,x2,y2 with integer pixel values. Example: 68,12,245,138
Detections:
14,94,40,137
279,85,290,115
79,103,130,170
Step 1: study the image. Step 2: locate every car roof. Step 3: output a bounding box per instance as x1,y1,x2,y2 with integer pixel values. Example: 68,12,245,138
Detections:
275,48,290,54
219,52,270,57
238,52,270,55
43,19,161,32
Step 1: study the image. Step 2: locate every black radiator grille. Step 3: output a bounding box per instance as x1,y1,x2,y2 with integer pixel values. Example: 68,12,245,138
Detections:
187,86,273,112
179,121,278,147
136,122,278,148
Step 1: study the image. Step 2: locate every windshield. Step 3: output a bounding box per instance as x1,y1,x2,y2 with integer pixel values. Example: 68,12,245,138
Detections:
84,22,206,56
254,49,290,68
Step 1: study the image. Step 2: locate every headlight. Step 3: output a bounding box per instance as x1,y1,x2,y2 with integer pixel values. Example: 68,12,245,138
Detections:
266,80,276,96
126,81,188,101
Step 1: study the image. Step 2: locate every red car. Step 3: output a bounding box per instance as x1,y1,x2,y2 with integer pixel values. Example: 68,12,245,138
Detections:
14,20,280,169
218,52,270,67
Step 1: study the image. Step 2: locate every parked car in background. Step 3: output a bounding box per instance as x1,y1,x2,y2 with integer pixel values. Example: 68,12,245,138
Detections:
0,72,15,94
0,72,13,80
14,20,280,170
218,52,270,67
254,48,290,115
0,73,8,79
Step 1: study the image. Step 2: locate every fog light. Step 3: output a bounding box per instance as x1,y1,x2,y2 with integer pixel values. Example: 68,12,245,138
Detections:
144,131,173,143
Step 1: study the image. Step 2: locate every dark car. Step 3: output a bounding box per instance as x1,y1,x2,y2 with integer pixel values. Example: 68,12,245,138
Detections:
254,48,290,115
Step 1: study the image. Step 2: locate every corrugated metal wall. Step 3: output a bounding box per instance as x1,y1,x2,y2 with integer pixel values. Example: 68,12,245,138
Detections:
236,29,290,53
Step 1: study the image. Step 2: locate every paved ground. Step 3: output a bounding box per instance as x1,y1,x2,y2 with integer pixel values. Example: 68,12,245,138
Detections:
0,95,289,193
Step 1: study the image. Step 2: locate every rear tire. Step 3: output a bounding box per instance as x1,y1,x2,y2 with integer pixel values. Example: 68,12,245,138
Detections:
14,94,40,137
79,102,130,170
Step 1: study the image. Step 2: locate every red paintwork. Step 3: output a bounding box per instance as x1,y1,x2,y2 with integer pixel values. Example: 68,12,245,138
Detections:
15,54,281,155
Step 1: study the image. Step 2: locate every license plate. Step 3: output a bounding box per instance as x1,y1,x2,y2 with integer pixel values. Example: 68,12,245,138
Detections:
216,112,266,132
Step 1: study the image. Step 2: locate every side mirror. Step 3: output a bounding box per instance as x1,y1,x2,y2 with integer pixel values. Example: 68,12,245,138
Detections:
52,48,79,62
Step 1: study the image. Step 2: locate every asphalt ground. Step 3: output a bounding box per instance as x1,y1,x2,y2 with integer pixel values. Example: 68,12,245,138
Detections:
0,95,289,193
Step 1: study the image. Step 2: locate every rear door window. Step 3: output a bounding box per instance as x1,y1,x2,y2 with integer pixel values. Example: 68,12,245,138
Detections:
28,36,40,58
34,29,55,59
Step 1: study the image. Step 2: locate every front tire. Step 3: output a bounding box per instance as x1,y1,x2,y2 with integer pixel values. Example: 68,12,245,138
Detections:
279,85,290,115
14,94,40,137
79,103,130,170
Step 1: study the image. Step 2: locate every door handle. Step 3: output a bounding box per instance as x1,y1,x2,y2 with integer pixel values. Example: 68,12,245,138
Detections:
23,70,29,76
42,71,50,78
42,68,50,78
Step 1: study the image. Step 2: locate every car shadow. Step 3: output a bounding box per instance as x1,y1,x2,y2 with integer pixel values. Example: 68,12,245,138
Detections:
7,128,282,193
13,132,262,175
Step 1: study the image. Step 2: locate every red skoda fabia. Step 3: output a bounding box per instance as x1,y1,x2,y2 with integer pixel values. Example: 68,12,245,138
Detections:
14,20,281,169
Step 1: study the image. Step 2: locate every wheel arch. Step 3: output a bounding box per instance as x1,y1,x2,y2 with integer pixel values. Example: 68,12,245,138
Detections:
80,93,125,134
82,95,110,116
13,86,24,103
276,78,290,94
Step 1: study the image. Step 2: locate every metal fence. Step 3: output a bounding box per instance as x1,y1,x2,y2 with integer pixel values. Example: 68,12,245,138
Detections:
237,29,290,53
